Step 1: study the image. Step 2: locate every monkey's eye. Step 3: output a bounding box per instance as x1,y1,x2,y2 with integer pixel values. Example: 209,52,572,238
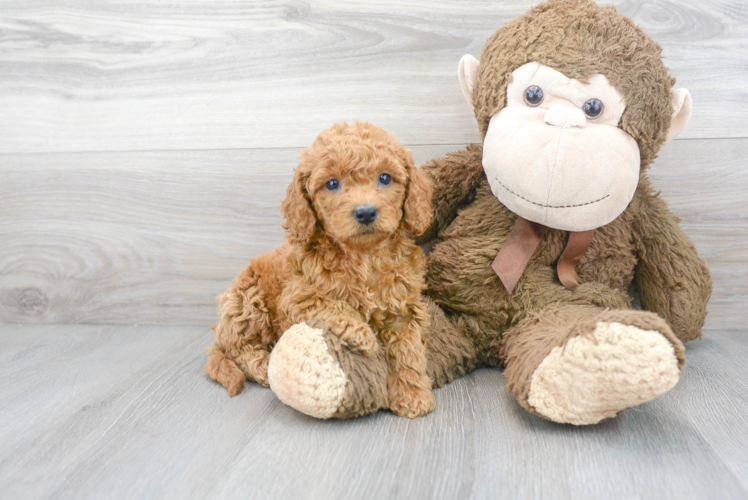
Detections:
524,85,544,107
325,178,340,191
583,98,604,119
378,173,392,186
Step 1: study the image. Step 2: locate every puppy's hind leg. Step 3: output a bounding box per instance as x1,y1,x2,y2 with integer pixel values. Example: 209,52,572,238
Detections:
206,246,288,395
205,342,246,397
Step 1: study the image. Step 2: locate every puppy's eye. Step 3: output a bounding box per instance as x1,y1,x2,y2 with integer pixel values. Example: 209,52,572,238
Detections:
524,85,544,107
325,178,340,191
583,98,604,119
378,173,392,186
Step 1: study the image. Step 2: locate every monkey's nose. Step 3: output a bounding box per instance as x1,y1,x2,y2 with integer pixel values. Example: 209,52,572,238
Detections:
544,104,587,128
353,205,378,225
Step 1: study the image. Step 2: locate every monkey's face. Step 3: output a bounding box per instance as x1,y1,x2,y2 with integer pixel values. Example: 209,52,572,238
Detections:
483,62,640,232
457,1,692,232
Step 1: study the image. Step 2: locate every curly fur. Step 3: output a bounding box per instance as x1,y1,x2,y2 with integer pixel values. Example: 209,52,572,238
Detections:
271,0,712,423
413,0,712,420
205,122,436,418
473,0,675,170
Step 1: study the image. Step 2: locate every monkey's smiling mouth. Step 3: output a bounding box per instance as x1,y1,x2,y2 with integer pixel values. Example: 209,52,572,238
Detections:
495,178,610,209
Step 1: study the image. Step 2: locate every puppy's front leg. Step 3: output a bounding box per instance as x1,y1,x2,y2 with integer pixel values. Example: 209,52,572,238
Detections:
284,296,378,354
382,305,434,418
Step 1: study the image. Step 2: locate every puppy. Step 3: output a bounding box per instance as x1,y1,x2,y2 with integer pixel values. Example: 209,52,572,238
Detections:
205,122,435,418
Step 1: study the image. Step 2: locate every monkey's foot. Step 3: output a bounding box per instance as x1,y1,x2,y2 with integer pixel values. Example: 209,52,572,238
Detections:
267,322,388,419
527,321,683,425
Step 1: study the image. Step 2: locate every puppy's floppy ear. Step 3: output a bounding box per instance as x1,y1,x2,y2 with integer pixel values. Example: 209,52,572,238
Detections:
402,152,434,235
280,162,317,246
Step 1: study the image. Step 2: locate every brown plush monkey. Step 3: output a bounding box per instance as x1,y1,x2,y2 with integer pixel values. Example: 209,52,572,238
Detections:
265,0,712,424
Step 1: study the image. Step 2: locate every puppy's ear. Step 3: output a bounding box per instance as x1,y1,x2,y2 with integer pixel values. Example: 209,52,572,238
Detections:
280,163,317,246
402,154,434,235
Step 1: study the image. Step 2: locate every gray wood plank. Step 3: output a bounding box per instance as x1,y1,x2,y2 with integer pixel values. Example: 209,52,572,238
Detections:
0,144,451,324
657,328,748,490
0,147,294,324
468,363,748,499
2,139,744,327
0,323,746,500
0,0,746,154
647,138,748,332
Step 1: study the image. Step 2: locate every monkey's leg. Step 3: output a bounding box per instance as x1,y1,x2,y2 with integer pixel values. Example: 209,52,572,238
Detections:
205,247,287,395
424,297,480,390
267,321,388,419
267,297,479,419
500,305,686,425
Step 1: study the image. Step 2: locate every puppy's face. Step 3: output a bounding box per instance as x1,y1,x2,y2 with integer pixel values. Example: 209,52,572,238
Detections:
282,122,432,248
308,149,408,249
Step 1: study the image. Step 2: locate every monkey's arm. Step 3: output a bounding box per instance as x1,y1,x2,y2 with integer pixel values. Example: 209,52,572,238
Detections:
417,143,486,245
633,189,712,343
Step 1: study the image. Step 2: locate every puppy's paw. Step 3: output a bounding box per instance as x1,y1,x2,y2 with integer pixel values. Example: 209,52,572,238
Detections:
390,387,434,418
387,372,434,418
328,316,378,353
251,355,270,388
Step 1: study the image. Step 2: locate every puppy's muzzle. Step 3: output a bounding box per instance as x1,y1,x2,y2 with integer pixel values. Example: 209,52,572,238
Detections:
353,205,378,225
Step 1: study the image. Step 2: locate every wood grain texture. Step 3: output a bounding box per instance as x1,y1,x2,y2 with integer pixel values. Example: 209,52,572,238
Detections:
2,139,744,327
1,2,746,498
0,145,451,324
0,0,746,154
0,323,746,500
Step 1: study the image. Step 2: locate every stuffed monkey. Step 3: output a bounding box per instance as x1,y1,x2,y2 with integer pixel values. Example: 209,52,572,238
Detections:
266,0,712,424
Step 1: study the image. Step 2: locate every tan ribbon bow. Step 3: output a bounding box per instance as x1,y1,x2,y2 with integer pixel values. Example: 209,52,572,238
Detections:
491,217,595,295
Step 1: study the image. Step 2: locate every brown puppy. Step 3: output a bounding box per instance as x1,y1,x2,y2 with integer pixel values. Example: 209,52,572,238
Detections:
205,122,435,418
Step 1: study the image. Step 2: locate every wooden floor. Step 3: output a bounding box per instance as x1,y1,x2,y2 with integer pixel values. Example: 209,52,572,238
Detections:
1,0,748,498
1,323,747,499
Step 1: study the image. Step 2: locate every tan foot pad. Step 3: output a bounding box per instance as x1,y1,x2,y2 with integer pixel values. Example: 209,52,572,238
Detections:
527,321,681,425
267,323,347,419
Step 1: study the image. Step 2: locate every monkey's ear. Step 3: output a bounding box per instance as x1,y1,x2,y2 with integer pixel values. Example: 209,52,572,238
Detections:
280,166,317,246
458,54,480,108
665,88,692,143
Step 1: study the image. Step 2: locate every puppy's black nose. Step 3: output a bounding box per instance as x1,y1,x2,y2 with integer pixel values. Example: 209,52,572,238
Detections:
353,205,378,225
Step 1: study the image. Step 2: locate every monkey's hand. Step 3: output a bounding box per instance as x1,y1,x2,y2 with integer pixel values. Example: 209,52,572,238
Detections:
634,193,712,343
417,144,486,245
